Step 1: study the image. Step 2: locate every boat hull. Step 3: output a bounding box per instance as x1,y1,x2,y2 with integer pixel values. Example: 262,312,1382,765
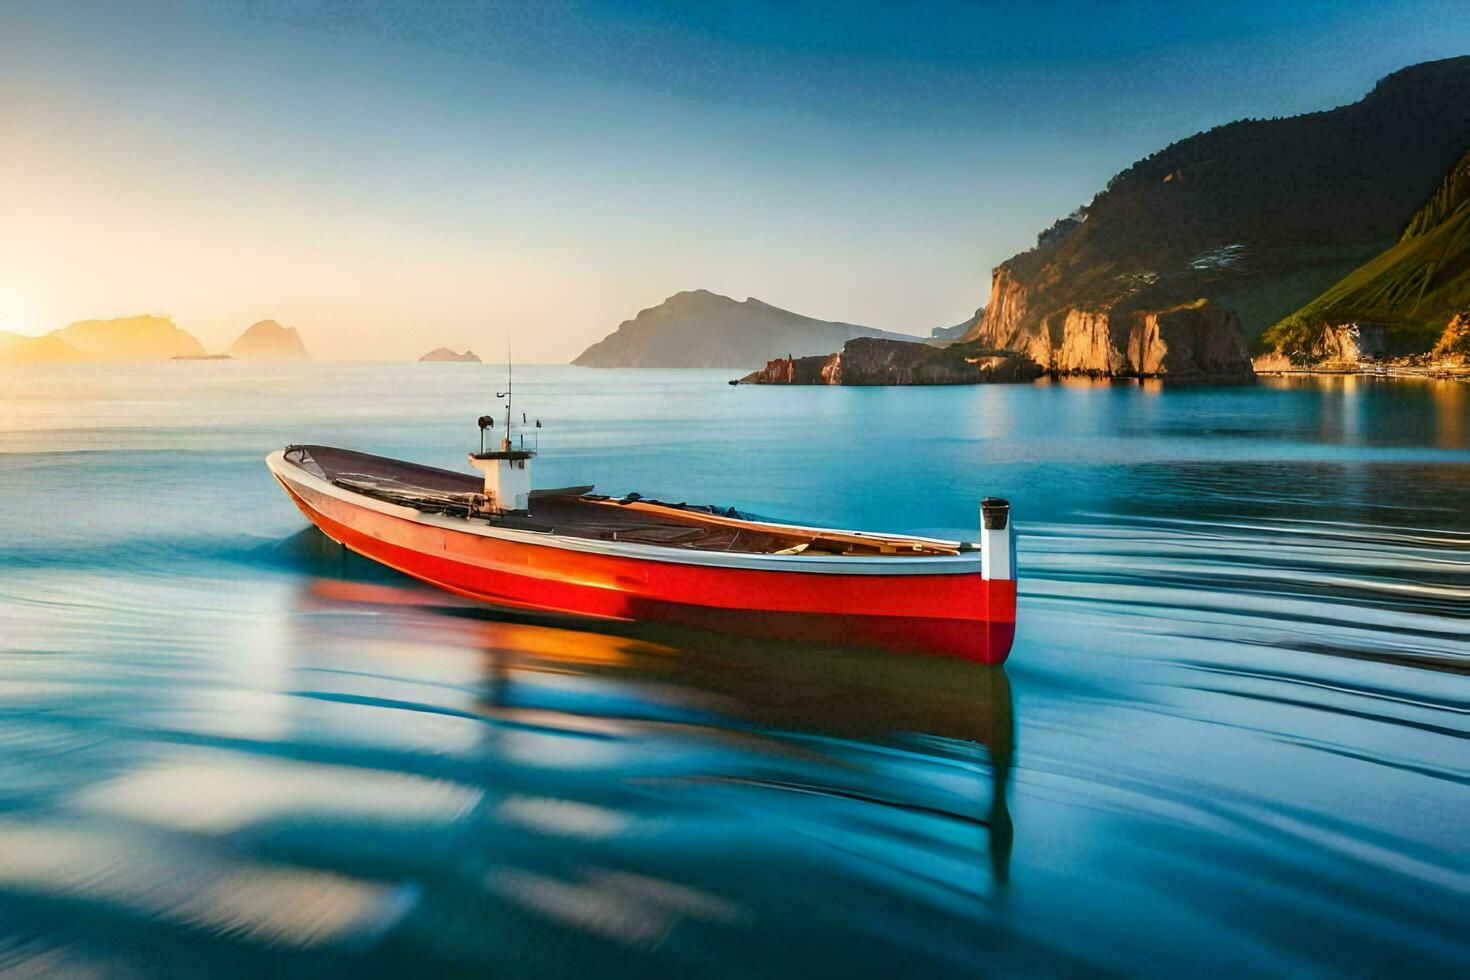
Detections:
270,455,1016,663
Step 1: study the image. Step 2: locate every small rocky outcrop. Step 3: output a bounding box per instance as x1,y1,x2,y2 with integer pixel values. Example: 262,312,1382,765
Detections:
1310,322,1386,367
227,320,311,360
738,338,1043,386
1251,350,1297,373
420,347,481,362
742,354,833,384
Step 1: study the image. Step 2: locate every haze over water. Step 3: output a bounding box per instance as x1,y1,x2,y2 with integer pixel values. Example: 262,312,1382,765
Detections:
0,363,1466,975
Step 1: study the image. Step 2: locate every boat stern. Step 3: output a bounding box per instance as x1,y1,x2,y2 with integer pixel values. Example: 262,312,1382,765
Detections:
979,498,1018,664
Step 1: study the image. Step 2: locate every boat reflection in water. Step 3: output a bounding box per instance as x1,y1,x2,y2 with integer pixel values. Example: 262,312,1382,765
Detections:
284,566,1020,972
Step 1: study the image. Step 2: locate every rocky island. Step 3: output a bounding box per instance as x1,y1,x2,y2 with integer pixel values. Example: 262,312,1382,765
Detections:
419,347,481,362
572,289,922,368
226,320,311,360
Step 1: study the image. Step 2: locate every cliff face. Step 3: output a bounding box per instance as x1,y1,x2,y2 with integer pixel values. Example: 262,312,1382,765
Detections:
739,338,1043,386
572,289,921,368
227,320,311,360
1131,303,1255,377
970,295,1252,378
964,57,1470,365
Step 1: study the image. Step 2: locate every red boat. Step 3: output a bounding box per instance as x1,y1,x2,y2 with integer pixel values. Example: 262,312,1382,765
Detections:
266,412,1017,663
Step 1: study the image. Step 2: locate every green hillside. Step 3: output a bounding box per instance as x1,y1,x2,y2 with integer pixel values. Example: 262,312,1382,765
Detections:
1262,148,1470,356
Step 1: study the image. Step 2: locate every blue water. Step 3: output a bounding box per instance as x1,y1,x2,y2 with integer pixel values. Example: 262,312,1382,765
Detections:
0,363,1466,976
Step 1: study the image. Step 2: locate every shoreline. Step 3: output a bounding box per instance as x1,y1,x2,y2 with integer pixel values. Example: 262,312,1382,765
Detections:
1254,364,1470,381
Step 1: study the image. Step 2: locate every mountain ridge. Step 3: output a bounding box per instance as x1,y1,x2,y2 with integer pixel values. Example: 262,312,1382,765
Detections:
572,289,924,368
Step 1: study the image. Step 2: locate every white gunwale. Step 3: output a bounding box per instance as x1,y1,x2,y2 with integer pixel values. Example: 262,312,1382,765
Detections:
267,450,983,577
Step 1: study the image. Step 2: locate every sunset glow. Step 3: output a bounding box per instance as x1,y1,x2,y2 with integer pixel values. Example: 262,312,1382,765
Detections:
5,1,1469,361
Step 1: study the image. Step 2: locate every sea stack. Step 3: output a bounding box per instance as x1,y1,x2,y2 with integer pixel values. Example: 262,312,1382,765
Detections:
227,320,311,360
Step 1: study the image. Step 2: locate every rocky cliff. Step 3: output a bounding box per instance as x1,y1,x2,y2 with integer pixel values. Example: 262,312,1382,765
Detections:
420,347,481,362
738,338,1043,386
227,320,311,360
572,289,922,368
972,296,1252,379
964,57,1470,371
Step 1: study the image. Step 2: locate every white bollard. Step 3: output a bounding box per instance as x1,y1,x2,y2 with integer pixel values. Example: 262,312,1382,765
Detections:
980,498,1015,581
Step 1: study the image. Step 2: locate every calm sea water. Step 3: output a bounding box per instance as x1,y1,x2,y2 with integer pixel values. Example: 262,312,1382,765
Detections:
0,363,1466,977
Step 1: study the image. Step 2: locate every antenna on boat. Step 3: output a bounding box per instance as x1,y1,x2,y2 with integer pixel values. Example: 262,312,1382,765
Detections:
486,335,542,453
495,338,513,453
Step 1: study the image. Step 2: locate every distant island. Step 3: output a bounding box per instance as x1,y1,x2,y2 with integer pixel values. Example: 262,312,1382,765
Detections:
1,315,205,364
571,289,925,368
419,347,481,362
0,316,314,364
227,320,311,360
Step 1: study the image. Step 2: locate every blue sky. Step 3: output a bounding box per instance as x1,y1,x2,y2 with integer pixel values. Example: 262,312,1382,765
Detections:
2,1,1467,359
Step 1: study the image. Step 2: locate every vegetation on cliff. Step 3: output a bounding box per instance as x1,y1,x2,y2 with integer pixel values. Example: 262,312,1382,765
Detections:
1261,147,1470,358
